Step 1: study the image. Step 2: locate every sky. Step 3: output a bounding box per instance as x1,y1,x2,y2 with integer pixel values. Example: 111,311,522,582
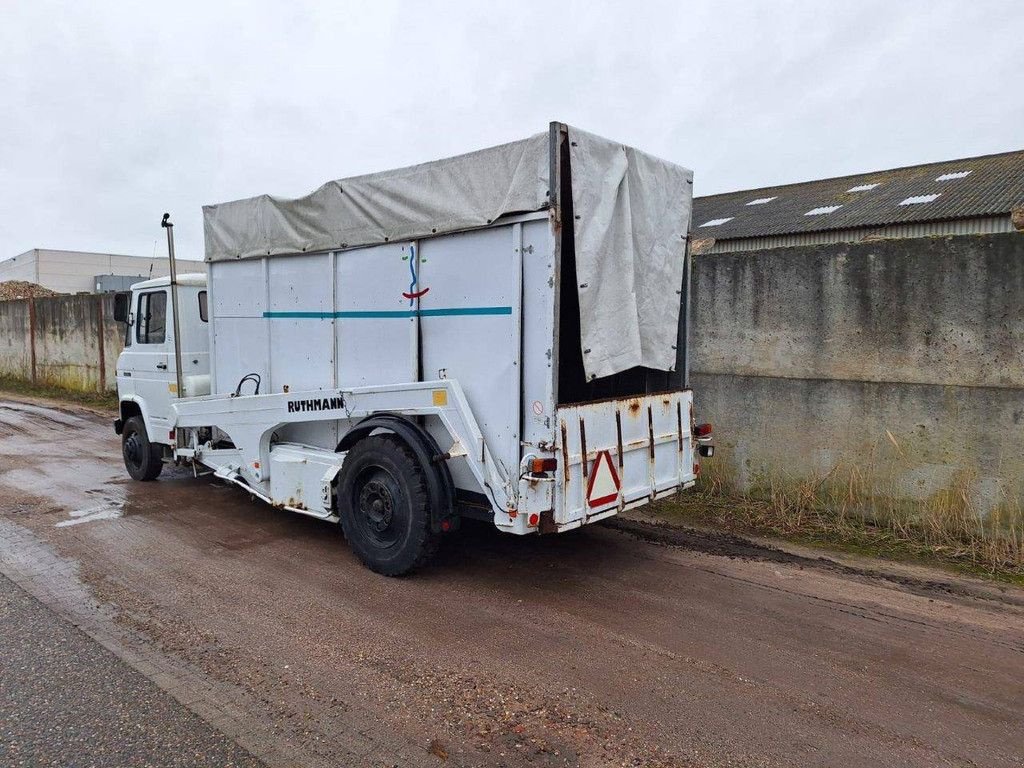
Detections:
1,0,1021,262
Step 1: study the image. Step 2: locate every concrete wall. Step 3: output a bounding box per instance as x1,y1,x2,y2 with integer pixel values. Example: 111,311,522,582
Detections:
0,294,123,392
691,232,1024,519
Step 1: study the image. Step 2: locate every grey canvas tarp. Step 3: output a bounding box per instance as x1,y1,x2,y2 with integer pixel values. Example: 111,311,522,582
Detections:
567,128,692,379
202,124,693,381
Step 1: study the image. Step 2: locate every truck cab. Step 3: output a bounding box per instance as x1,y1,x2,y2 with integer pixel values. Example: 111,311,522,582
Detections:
112,273,210,478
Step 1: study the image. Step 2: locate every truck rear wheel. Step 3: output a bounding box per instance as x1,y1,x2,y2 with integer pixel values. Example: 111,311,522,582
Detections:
337,434,439,576
121,415,163,481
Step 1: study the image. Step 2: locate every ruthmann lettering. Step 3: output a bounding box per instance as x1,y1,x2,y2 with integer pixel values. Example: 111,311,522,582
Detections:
287,396,344,413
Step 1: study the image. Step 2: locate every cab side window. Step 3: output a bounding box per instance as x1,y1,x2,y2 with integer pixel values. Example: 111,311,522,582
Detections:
137,291,167,344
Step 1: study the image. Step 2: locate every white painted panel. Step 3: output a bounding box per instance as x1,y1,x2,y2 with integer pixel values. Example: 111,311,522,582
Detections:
274,421,340,453
335,242,416,388
212,317,268,396
267,253,334,392
269,318,335,392
420,226,519,483
268,253,332,313
520,218,556,450
210,260,266,317
555,391,695,526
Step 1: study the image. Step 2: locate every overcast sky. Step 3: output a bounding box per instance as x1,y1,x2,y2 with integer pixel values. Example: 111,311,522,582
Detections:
1,0,1021,262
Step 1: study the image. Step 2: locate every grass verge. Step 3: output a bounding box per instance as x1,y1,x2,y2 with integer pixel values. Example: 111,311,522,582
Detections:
0,375,118,412
646,487,1024,587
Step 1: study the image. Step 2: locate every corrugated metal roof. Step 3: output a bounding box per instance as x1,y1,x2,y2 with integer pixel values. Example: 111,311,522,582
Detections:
693,149,1024,241
694,215,1015,254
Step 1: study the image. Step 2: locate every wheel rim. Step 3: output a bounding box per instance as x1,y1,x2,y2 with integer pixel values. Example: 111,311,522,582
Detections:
352,467,405,549
123,430,143,470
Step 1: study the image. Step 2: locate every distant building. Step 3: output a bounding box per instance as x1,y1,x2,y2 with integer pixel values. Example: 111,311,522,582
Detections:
692,149,1024,254
0,249,206,294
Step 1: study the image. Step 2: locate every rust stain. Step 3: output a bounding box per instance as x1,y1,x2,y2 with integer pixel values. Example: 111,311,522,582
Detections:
560,420,570,497
647,406,655,461
676,401,684,452
615,409,624,469
627,400,642,417
579,417,588,479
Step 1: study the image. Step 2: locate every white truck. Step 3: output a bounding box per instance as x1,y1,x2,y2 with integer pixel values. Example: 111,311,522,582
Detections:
112,123,713,575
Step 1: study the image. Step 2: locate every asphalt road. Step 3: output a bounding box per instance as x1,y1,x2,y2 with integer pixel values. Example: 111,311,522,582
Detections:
0,398,1022,767
0,571,263,768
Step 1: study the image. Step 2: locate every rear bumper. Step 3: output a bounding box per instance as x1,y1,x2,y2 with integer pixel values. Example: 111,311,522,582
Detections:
552,479,697,533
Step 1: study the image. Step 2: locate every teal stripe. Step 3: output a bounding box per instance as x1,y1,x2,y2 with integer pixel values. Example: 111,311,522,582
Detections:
336,310,414,319
263,306,512,319
419,306,512,317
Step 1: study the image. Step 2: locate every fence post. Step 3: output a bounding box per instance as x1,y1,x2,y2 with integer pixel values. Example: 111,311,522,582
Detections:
96,295,106,393
28,299,37,384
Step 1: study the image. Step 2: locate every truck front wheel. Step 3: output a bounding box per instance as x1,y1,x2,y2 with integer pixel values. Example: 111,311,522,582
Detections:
121,416,164,481
337,434,439,576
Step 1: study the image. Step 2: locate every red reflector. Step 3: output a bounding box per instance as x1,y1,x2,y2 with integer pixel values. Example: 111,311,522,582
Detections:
694,423,713,437
168,429,176,440
530,457,558,473
528,513,539,526
508,509,518,519
694,463,701,476
440,519,451,532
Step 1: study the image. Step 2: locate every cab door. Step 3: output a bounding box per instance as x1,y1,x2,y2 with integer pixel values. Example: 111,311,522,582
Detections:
130,289,174,440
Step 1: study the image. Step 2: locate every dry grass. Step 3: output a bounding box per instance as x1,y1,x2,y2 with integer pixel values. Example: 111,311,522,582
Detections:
657,464,1024,584
0,375,118,412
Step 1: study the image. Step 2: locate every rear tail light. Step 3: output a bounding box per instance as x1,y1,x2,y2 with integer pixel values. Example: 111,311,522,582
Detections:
694,423,713,438
529,458,558,473
528,513,540,527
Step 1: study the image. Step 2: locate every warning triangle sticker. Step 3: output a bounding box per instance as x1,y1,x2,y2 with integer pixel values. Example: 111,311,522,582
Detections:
586,450,621,508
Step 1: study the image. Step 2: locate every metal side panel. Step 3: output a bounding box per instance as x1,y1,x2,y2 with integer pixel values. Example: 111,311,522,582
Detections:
334,242,417,388
209,259,268,396
266,252,335,393
555,390,695,527
419,225,521,491
268,443,345,518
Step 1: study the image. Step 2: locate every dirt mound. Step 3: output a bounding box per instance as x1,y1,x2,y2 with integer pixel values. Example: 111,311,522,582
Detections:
0,280,59,301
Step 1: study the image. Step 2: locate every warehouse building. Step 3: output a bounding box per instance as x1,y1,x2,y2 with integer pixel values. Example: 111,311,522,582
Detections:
692,149,1024,254
0,248,205,294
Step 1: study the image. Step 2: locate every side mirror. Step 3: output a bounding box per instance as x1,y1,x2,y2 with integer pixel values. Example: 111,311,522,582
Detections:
113,292,130,323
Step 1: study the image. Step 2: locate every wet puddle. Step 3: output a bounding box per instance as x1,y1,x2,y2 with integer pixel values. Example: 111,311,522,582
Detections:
56,501,126,528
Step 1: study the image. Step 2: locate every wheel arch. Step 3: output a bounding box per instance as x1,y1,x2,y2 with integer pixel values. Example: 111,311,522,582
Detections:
114,397,146,435
337,414,455,532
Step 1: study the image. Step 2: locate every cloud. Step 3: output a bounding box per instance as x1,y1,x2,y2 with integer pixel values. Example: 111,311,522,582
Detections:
1,0,1020,261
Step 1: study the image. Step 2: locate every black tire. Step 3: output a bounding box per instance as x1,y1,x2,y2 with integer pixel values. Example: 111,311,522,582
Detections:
121,415,163,481
337,434,439,576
